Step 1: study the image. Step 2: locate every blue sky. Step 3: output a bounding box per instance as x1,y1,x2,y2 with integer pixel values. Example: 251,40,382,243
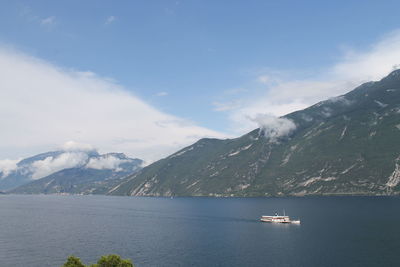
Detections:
1,0,400,162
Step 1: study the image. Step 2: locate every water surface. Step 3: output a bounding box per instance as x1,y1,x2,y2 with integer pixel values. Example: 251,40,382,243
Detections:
0,195,399,267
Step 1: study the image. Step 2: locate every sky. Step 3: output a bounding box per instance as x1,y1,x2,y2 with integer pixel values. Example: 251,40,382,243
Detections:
1,0,400,164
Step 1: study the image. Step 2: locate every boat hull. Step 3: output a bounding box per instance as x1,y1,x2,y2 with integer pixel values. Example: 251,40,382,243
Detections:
260,215,300,224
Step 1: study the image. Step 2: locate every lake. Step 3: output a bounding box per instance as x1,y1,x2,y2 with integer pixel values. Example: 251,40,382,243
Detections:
0,195,399,267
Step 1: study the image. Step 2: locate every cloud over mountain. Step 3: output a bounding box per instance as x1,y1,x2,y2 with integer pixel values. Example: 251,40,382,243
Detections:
30,152,89,179
0,48,226,162
0,141,145,191
250,114,296,142
216,30,400,133
86,155,131,171
0,159,19,178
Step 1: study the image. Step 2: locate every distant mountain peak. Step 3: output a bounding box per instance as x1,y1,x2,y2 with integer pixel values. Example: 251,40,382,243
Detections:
389,68,400,76
0,149,143,191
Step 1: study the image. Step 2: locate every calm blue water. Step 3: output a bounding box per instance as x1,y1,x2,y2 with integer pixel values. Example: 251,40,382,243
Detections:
0,195,399,267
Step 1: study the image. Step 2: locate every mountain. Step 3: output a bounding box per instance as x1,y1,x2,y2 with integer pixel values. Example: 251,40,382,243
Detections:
108,70,400,197
0,151,68,191
2,150,143,193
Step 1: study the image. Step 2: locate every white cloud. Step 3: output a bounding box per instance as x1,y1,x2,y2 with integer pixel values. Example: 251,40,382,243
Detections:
228,100,307,134
0,159,20,178
105,16,116,25
250,114,296,142
257,75,270,84
40,16,55,26
216,30,400,133
86,155,128,171
0,47,226,162
61,141,95,152
18,5,56,28
156,91,168,97
30,152,88,179
332,30,400,81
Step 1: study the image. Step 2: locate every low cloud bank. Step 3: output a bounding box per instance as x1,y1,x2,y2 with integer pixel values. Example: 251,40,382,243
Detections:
30,152,89,179
250,114,296,142
86,155,129,171
1,141,141,180
0,159,19,178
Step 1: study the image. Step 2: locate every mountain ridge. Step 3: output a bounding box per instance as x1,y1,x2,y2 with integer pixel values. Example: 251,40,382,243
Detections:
107,70,400,197
2,150,143,193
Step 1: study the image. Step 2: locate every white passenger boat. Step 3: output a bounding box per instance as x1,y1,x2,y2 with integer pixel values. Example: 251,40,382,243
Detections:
260,213,300,224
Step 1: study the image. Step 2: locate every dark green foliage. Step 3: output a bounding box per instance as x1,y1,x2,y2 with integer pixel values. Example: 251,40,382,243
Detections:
91,254,133,267
61,254,134,267
109,70,400,197
62,256,85,267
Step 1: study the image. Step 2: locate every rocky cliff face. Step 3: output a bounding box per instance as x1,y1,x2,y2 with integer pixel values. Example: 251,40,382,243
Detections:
108,70,400,197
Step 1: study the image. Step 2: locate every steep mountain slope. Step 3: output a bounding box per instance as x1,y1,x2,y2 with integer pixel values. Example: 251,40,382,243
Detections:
3,151,142,193
109,70,400,197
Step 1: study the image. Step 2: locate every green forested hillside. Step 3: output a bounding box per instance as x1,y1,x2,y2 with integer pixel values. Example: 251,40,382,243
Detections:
108,70,400,197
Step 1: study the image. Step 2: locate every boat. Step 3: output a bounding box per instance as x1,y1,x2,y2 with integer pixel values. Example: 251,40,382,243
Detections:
260,212,300,224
